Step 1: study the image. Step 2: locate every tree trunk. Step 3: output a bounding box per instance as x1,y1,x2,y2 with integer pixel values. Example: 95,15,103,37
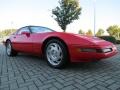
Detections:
62,25,66,32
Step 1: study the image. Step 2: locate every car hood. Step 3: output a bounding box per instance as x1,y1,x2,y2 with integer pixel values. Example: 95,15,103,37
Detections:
75,34,104,43
66,33,113,47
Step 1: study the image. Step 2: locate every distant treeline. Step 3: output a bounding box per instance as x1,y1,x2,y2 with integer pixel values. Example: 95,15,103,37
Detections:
0,29,16,38
78,25,120,40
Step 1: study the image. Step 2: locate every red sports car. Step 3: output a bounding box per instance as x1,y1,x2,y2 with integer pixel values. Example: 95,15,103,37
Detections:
5,26,117,68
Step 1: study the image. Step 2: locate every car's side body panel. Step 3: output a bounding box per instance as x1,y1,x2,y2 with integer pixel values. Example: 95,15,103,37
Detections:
11,34,33,53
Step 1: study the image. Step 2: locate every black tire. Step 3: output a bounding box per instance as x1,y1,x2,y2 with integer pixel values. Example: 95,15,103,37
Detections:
44,39,69,69
6,40,18,56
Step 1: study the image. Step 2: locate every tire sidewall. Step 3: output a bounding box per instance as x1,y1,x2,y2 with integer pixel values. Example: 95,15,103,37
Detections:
6,41,12,56
6,40,17,56
44,39,68,68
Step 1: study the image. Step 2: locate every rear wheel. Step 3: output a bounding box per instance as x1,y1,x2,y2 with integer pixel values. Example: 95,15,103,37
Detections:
44,39,69,68
6,41,18,56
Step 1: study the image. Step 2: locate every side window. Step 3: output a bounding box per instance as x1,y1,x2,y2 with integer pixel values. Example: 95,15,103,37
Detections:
30,26,53,34
17,27,30,35
40,27,53,33
30,26,42,33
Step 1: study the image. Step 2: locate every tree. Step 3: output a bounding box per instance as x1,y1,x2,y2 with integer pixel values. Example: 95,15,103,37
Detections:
86,29,93,36
96,28,104,36
78,29,85,34
107,25,120,39
52,0,82,32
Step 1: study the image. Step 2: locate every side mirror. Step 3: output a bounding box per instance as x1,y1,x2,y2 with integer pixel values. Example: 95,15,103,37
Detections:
21,32,30,37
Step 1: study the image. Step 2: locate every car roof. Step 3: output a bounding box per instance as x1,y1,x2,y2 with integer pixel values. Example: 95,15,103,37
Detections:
18,25,55,32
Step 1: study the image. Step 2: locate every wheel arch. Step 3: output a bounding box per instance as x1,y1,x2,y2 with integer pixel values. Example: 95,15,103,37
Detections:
5,39,11,46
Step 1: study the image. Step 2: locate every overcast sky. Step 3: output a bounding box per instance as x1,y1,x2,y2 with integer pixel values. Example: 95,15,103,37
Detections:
0,0,120,34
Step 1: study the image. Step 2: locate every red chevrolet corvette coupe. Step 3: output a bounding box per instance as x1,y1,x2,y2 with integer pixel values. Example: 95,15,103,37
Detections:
5,26,117,68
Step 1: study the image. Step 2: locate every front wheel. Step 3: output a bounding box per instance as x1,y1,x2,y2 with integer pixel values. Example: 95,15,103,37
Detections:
6,41,18,56
44,39,69,68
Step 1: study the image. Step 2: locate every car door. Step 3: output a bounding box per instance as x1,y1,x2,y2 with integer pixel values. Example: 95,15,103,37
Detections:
13,27,33,53
29,26,53,55
29,26,43,55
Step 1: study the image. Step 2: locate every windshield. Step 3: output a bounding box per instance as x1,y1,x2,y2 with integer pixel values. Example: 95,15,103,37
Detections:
30,26,54,33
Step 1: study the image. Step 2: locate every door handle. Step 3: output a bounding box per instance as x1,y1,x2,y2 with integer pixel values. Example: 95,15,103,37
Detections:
13,37,16,38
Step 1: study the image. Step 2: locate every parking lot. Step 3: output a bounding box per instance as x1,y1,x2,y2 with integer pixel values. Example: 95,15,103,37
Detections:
0,43,120,90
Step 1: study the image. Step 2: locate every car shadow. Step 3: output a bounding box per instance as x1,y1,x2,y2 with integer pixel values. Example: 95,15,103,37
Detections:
16,53,118,71
68,61,109,69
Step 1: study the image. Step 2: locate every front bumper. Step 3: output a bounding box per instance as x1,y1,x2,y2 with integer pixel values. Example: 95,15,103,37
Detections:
69,44,118,62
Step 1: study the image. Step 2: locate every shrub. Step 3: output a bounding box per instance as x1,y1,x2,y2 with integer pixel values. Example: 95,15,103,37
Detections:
116,40,120,44
98,36,116,44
